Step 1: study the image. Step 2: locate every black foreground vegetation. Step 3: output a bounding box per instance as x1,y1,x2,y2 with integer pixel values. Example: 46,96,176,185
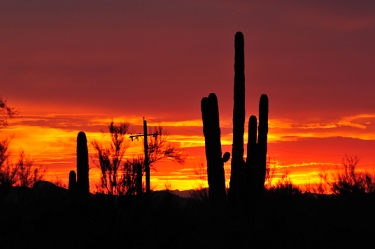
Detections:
1,185,375,248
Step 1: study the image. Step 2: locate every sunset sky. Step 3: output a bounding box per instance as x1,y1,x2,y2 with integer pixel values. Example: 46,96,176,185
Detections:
1,1,375,191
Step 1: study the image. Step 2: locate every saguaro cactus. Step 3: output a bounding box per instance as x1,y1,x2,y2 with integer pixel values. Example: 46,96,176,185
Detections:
201,32,269,209
68,170,77,193
201,93,229,206
228,31,246,205
77,131,89,195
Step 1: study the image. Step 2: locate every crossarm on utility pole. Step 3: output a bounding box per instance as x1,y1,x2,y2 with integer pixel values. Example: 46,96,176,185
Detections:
129,117,158,195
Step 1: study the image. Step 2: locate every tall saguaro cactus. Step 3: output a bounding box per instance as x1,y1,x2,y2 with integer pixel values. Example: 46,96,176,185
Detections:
201,93,229,206
201,32,269,210
77,131,89,195
228,32,246,205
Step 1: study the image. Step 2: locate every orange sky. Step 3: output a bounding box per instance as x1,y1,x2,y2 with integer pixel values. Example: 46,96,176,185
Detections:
1,1,375,191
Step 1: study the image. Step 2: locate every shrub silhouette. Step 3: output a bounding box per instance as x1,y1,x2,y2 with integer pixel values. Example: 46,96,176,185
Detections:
268,171,302,195
331,155,375,195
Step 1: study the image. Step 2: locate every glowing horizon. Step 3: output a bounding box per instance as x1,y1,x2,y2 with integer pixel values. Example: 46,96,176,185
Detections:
1,111,374,192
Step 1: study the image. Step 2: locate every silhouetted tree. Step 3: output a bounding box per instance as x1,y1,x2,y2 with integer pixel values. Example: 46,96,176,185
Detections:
92,121,130,195
92,121,185,195
118,157,142,196
1,99,17,198
0,138,11,168
0,147,46,201
16,150,46,188
0,139,17,191
0,100,46,202
0,98,16,128
0,99,16,196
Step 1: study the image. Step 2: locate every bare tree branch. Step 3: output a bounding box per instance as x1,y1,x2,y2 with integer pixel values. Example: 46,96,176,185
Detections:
0,98,16,128
92,121,130,195
147,126,186,169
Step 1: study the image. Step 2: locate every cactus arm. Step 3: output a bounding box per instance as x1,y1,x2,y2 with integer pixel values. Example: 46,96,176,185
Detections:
256,94,269,189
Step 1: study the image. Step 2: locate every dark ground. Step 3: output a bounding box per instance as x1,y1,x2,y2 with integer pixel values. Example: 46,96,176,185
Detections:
1,182,374,249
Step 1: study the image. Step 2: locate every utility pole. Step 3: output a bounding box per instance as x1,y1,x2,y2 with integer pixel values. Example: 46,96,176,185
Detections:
129,117,158,194
143,117,150,194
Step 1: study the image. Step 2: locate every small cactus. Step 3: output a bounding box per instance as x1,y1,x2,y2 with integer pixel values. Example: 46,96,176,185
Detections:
77,131,89,195
68,170,77,192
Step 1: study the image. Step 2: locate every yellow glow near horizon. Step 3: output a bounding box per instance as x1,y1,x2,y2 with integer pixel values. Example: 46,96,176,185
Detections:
1,113,375,192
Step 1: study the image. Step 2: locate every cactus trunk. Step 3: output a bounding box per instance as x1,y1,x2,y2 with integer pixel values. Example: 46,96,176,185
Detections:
229,31,246,205
68,170,77,192
246,115,257,202
201,93,227,207
77,131,89,195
